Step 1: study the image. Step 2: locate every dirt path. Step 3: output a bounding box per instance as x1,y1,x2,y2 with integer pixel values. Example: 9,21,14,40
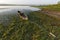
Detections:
40,9,60,18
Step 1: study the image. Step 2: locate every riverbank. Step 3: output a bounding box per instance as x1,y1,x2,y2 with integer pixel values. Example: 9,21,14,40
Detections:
0,4,60,40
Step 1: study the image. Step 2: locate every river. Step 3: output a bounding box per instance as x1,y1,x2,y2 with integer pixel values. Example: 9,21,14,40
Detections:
0,6,40,26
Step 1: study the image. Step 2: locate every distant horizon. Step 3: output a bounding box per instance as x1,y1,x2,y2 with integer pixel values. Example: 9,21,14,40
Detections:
0,3,58,6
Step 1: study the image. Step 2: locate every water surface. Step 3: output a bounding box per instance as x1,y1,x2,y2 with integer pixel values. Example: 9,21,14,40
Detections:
0,6,40,26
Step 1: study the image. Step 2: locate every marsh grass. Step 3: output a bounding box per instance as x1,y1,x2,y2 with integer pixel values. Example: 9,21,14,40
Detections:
0,4,60,40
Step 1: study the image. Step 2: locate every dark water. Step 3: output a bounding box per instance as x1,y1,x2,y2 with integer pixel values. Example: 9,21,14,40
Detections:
0,6,40,26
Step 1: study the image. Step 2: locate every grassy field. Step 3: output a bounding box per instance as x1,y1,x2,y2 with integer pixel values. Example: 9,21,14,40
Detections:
34,4,60,11
0,4,60,40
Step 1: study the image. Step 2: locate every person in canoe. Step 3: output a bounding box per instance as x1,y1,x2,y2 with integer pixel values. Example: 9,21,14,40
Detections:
17,11,28,20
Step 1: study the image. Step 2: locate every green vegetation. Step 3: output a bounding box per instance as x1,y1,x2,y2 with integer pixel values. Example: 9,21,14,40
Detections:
34,4,60,11
0,4,60,40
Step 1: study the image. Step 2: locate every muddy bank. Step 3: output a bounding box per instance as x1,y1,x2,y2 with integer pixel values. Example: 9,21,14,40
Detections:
40,9,60,18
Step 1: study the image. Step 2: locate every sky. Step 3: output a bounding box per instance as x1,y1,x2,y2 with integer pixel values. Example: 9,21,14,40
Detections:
0,0,60,5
